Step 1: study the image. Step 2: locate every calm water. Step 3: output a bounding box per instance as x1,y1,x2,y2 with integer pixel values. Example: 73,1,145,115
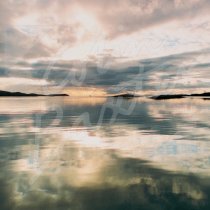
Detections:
0,97,210,210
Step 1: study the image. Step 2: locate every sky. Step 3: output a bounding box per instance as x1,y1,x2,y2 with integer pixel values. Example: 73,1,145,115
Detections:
0,0,210,96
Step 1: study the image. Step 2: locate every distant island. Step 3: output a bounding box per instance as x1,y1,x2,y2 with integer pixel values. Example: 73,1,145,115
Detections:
111,93,136,99
151,92,210,100
0,90,69,97
111,92,210,100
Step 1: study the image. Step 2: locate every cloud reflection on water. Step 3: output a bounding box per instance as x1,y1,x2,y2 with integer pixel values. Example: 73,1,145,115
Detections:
0,97,210,209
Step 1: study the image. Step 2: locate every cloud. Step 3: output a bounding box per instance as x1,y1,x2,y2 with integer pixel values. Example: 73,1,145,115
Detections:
0,27,51,59
1,47,210,94
1,0,210,59
0,0,209,65
0,67,8,76
0,1,52,60
0,77,52,94
0,0,210,93
75,0,210,38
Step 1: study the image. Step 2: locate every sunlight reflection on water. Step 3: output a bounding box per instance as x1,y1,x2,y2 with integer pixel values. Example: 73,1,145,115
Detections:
0,97,210,210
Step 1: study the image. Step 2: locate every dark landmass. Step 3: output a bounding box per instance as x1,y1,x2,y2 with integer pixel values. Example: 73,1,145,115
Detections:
48,94,69,97
0,90,69,97
152,92,210,100
112,93,136,99
190,92,210,97
151,94,186,100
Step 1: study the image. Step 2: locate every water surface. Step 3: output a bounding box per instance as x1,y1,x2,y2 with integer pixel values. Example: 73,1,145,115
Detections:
0,97,210,210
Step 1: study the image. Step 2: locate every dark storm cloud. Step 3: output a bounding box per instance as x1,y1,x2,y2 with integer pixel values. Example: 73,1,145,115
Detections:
0,67,9,77
1,47,210,93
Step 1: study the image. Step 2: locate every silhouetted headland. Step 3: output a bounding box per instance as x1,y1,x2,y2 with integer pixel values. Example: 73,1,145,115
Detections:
112,93,136,99
152,92,210,100
0,90,69,97
151,94,186,100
